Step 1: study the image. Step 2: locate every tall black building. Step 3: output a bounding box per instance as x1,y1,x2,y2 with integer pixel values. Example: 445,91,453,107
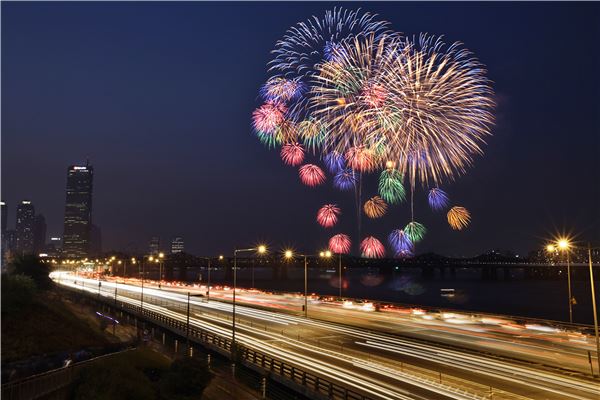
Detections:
16,200,35,255
1,200,7,234
63,164,94,258
33,214,47,255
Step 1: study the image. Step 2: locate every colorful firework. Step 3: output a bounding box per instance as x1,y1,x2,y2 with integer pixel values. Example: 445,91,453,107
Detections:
360,236,385,258
388,229,413,257
404,221,426,243
260,77,305,102
252,101,287,134
324,151,345,173
378,169,406,204
298,119,325,153
333,168,357,191
317,204,341,228
298,164,326,187
345,145,376,172
364,196,388,219
382,34,495,187
329,233,352,254
447,206,471,230
428,188,450,211
280,143,305,166
270,8,390,80
256,130,283,149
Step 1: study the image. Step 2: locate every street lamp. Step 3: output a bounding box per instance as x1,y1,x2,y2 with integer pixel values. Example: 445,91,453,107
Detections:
158,252,165,288
199,255,223,302
548,238,575,323
284,250,330,318
232,245,266,359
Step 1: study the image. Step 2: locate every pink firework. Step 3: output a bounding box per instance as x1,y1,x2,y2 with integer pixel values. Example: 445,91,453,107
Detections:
299,164,326,187
280,142,305,166
329,234,351,254
345,146,375,172
361,83,388,108
360,236,385,258
252,101,287,134
317,204,341,228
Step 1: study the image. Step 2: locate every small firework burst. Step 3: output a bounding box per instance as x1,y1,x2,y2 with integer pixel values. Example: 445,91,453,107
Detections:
298,164,326,187
317,204,341,228
447,206,471,230
428,188,450,211
252,101,286,134
364,196,388,219
333,168,357,191
404,221,426,243
378,169,405,204
329,233,352,254
388,229,413,257
360,236,385,258
345,145,376,172
324,151,345,173
280,143,305,166
260,77,305,102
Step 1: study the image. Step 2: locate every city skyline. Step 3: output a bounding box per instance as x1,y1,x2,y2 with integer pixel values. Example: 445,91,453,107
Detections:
2,2,599,257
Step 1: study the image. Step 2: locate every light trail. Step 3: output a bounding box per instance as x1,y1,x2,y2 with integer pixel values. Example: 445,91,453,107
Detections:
54,273,600,400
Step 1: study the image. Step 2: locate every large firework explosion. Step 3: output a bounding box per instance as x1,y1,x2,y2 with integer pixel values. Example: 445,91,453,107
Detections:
252,8,494,258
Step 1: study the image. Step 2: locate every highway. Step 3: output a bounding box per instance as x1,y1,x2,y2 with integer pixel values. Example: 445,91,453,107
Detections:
52,272,600,400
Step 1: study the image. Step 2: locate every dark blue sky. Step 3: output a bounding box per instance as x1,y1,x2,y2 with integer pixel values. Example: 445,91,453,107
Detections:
2,2,599,257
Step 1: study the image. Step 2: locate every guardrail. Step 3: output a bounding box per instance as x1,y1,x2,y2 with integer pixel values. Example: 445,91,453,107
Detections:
1,349,135,400
64,283,533,400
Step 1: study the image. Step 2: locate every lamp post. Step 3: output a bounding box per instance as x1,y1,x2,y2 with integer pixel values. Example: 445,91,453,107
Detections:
549,239,575,323
158,252,165,288
547,238,600,376
232,246,266,360
286,250,331,318
586,244,600,377
200,255,224,303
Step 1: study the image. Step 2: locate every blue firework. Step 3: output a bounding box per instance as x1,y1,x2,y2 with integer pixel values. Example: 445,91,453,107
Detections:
333,168,357,191
428,188,450,211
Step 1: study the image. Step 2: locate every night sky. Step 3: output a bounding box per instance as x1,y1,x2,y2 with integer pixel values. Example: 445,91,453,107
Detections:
2,2,599,257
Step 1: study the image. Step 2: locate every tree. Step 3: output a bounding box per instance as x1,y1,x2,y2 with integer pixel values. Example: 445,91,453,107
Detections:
8,254,52,289
160,357,213,400
1,274,37,313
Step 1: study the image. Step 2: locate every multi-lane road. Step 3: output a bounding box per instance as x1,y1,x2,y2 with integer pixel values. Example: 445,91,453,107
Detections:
52,272,600,400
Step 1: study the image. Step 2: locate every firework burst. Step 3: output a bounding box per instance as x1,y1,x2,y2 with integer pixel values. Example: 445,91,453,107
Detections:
260,77,305,102
447,206,471,230
404,221,426,243
280,143,305,166
364,196,388,219
345,145,377,172
333,168,357,191
252,101,287,134
299,164,326,187
388,229,413,257
378,169,406,204
317,204,341,227
428,188,450,211
360,236,385,258
324,151,345,173
329,233,352,254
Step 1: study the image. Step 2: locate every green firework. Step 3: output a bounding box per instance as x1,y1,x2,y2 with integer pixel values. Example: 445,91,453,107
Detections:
404,221,426,243
378,169,406,204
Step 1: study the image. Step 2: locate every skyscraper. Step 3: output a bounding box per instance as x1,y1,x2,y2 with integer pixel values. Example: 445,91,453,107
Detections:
63,164,94,258
33,214,47,255
149,237,160,255
1,200,7,234
16,200,35,255
171,237,184,254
